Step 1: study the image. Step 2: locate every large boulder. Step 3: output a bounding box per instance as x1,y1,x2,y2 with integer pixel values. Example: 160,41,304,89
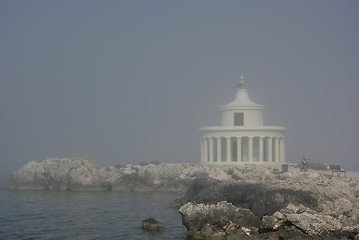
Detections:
179,201,260,239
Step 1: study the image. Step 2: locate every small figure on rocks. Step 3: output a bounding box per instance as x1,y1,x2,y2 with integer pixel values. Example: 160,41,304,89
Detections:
141,218,166,231
300,155,310,172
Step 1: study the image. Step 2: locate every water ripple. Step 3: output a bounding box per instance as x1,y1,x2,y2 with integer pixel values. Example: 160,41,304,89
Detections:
0,189,186,239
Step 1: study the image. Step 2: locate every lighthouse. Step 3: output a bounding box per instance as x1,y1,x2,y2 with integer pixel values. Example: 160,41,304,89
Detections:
200,75,286,165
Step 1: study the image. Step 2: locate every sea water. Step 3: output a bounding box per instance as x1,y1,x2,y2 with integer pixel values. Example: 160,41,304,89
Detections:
0,178,187,239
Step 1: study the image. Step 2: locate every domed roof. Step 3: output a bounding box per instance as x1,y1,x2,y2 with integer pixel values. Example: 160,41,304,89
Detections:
221,75,264,110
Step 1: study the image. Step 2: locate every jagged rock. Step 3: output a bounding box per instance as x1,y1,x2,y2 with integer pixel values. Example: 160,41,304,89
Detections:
9,159,193,192
181,200,358,239
9,158,104,190
10,159,359,195
286,212,342,237
179,201,260,239
141,218,165,231
178,175,359,239
200,224,226,237
175,178,318,218
260,211,286,231
99,162,190,192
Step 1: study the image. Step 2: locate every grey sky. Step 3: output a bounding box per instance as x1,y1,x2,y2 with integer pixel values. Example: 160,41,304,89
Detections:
1,0,358,177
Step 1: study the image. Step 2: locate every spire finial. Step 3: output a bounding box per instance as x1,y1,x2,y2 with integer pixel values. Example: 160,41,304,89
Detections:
236,75,245,89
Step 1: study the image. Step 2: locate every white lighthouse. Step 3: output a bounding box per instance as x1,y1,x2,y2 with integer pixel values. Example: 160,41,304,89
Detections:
200,75,286,165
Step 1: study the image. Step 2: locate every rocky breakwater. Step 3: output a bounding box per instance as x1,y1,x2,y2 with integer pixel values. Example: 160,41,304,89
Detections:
9,158,234,191
176,167,359,239
99,162,188,192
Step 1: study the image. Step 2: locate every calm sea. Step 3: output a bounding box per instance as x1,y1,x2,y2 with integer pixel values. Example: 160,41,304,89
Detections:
0,178,187,239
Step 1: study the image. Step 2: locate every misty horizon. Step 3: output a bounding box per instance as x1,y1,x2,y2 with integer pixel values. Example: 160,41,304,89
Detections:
1,0,358,177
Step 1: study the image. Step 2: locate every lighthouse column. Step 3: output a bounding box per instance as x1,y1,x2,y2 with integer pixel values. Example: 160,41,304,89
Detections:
226,137,231,162
216,137,222,162
209,137,214,163
259,136,264,162
248,136,253,162
267,137,272,162
236,137,242,162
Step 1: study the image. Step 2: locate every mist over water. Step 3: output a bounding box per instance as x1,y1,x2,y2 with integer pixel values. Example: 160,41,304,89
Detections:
1,1,359,176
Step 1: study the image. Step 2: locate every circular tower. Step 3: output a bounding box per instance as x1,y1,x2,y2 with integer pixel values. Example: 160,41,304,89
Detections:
200,75,286,165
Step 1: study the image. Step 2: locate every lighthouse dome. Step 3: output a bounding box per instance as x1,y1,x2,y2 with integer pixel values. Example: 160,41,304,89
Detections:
223,88,264,108
220,76,264,127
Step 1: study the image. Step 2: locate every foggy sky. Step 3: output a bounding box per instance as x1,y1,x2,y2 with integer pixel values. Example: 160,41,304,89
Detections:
1,0,359,177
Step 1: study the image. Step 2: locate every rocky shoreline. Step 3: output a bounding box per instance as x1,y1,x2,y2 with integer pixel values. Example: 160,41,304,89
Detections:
8,158,199,191
177,177,359,239
8,158,359,239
